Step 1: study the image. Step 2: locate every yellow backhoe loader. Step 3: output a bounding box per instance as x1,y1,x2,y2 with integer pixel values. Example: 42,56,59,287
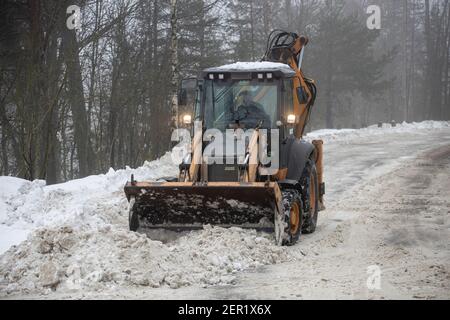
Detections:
124,30,325,245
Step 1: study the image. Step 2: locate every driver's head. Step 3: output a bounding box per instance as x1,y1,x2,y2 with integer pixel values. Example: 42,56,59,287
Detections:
238,90,253,106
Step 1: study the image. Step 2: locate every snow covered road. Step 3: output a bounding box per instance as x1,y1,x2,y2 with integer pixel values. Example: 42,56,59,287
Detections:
1,121,449,299
197,127,450,300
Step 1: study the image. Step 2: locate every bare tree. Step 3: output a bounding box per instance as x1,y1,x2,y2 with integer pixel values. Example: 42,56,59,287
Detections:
170,0,179,137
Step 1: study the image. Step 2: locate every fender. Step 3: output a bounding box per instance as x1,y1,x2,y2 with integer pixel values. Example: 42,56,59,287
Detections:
280,136,315,182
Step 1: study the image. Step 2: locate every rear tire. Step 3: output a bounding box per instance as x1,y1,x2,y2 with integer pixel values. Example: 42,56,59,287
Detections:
302,160,319,234
128,197,139,231
280,189,303,246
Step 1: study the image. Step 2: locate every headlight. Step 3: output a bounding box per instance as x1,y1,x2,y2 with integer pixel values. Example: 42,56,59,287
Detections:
287,114,296,124
183,114,192,125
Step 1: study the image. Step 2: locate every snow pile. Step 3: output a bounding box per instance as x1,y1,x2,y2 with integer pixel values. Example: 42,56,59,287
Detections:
0,225,289,295
0,176,29,198
208,61,292,72
0,150,291,295
0,177,40,254
0,177,32,221
306,121,450,144
0,152,177,254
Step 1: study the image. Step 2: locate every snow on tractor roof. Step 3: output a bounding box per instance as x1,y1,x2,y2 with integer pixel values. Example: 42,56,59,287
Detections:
206,61,294,72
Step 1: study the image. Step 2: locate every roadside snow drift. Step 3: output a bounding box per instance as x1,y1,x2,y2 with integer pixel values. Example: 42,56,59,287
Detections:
306,120,450,143
0,226,288,294
0,121,449,296
0,153,290,295
0,153,177,251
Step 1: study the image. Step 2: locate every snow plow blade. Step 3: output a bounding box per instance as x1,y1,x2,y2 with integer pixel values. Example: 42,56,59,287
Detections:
124,182,281,232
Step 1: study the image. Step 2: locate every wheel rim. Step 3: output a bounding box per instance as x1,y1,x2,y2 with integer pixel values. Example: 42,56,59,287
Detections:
290,202,300,234
310,172,316,217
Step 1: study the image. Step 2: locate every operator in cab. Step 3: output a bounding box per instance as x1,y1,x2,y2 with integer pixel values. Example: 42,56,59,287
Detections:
233,90,271,129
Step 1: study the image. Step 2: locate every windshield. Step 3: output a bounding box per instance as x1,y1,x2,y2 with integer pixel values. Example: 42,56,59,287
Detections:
204,80,278,131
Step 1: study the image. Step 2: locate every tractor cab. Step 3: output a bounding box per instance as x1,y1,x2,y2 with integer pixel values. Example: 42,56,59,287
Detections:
179,62,299,139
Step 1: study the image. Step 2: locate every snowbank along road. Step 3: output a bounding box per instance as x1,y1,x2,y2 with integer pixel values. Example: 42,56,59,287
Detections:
0,121,449,299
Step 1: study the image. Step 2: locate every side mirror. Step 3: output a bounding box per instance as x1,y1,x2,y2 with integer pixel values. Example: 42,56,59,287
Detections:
178,88,188,106
178,78,198,128
178,78,198,106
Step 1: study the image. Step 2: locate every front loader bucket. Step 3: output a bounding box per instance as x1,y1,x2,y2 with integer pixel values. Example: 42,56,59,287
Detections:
124,182,282,232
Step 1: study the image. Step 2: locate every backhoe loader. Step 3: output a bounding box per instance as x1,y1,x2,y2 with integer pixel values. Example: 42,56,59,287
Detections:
124,30,325,245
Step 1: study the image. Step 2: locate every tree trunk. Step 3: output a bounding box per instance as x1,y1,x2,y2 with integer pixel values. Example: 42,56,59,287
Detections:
0,119,8,175
44,32,62,185
249,0,255,61
169,0,179,138
325,5,334,128
262,0,271,38
424,0,432,120
285,0,292,30
62,27,93,177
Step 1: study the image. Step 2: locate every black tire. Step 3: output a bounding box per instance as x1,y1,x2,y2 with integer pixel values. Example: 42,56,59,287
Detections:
129,198,139,231
301,159,319,234
281,189,303,246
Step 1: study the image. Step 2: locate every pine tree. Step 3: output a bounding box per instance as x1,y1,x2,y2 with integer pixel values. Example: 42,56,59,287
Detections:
306,2,391,128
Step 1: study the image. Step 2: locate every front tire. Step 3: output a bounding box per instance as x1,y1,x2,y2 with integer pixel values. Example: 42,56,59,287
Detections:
280,189,303,246
302,160,319,234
